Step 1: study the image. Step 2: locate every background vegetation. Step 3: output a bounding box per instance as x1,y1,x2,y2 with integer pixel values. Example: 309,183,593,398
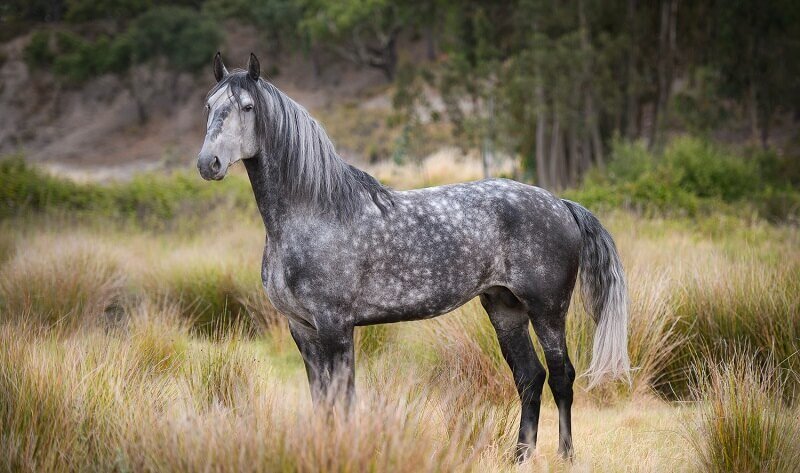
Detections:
1,151,798,471
4,0,800,187
1,0,799,471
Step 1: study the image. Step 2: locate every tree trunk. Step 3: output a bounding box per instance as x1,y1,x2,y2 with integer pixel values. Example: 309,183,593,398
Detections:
549,109,562,190
650,0,677,149
381,35,398,81
579,0,604,170
425,25,437,60
568,125,580,186
560,129,570,187
124,74,148,125
482,93,495,178
749,82,760,145
758,103,771,150
625,0,639,139
535,85,549,188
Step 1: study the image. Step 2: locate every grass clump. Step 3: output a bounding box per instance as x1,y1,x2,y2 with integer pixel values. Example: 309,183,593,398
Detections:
662,251,800,399
127,300,190,374
690,352,800,473
412,299,516,404
0,235,126,332
146,257,257,335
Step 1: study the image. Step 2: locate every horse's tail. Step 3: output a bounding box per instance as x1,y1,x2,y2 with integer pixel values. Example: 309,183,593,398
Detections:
562,199,630,388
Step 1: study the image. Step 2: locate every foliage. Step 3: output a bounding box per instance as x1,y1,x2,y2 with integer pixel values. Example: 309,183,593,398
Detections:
121,6,222,72
21,7,220,83
22,31,54,69
564,136,800,221
203,0,301,45
299,0,414,79
0,156,253,225
63,0,153,23
712,0,800,147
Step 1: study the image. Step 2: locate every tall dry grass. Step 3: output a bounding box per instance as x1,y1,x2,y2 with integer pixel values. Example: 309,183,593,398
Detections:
688,351,800,472
0,234,127,332
0,210,797,471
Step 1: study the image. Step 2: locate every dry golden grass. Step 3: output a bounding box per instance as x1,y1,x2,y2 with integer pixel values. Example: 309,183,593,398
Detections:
688,352,800,473
0,209,797,472
370,147,518,189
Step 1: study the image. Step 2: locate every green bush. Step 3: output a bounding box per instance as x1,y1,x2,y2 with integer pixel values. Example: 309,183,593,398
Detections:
64,0,153,23
22,7,220,82
0,156,253,225
565,136,800,221
662,137,757,201
123,6,222,72
22,31,54,69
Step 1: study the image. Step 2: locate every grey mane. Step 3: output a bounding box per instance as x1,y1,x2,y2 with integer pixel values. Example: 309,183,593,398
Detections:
208,71,394,218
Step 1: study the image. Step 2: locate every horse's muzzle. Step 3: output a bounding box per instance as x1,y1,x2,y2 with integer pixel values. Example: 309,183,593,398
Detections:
197,154,225,181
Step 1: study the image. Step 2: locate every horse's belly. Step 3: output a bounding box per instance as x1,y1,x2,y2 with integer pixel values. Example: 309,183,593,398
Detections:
353,275,484,325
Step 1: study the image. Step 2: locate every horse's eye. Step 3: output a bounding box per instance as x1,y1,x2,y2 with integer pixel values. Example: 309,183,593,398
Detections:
243,104,253,112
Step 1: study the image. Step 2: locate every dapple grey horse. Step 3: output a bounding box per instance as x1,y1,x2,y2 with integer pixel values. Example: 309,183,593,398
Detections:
197,53,630,461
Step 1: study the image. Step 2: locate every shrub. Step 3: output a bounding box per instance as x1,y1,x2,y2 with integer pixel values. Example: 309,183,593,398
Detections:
0,157,254,227
22,30,54,69
566,136,800,221
123,6,222,72
689,352,800,473
662,136,757,201
23,7,220,82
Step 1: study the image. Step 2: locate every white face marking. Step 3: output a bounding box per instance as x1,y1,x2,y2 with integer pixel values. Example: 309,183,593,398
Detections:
198,84,259,177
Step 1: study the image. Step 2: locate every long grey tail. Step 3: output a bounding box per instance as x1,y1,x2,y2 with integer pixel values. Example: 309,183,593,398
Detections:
562,200,630,387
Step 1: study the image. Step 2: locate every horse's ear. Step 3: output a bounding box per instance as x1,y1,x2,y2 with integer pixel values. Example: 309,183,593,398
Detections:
213,52,228,83
247,53,260,81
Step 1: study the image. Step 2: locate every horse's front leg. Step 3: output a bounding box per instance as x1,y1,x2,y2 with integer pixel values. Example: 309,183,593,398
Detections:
288,319,355,407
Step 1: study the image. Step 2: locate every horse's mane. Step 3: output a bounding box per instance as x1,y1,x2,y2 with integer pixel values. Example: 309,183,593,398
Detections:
207,71,393,219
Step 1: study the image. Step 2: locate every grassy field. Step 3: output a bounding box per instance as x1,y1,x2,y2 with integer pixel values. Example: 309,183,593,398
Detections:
1,154,799,471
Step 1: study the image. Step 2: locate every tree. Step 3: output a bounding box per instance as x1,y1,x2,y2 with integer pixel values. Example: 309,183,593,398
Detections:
712,0,800,149
299,0,414,81
435,1,510,178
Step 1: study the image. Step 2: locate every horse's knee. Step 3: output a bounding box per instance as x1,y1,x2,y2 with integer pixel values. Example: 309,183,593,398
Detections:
546,357,575,400
517,366,546,404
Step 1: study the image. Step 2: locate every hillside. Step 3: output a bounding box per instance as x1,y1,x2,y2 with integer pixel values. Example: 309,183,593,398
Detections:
0,24,400,178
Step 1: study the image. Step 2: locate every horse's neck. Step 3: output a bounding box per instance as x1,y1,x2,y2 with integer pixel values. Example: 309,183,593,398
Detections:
243,153,290,239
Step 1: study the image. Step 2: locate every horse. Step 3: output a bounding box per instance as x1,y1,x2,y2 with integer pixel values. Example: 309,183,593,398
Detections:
196,53,630,461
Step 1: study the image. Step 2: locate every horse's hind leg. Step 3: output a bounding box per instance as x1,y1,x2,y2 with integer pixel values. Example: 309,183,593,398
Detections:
529,298,576,459
480,288,546,462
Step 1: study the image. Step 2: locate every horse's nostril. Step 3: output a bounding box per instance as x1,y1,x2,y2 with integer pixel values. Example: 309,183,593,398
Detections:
211,156,221,172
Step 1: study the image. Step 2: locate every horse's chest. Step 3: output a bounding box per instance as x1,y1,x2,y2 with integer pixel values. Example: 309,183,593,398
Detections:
261,247,315,325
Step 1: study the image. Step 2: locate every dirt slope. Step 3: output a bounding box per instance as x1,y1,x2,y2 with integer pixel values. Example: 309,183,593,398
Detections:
0,25,391,179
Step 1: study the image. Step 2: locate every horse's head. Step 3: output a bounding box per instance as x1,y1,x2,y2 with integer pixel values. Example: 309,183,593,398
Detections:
197,53,261,181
